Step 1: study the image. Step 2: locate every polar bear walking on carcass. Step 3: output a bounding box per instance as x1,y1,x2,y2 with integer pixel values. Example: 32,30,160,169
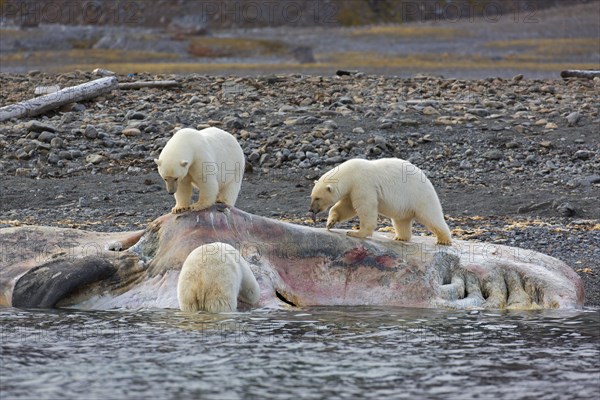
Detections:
310,158,452,245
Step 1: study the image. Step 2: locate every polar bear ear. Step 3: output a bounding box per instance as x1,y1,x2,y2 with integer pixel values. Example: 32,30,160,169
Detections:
326,185,333,192
180,160,190,167
154,158,161,166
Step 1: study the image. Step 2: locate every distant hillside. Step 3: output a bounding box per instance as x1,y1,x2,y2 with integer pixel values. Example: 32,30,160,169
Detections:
0,0,589,29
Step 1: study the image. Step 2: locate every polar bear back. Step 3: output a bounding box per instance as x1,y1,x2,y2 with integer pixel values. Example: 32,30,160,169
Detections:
160,127,244,182
329,158,440,212
177,243,260,313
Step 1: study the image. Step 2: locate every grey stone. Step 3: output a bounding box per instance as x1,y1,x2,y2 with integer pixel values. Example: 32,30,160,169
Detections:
59,150,73,160
579,175,600,186
248,151,260,162
78,197,90,208
459,160,472,169
483,150,504,160
127,111,147,120
50,137,63,148
25,121,57,133
122,127,142,137
38,131,56,143
84,125,98,139
574,150,593,160
556,202,576,217
566,112,581,126
467,108,490,117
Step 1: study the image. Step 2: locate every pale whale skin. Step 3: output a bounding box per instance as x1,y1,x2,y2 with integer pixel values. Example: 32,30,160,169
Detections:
0,206,584,310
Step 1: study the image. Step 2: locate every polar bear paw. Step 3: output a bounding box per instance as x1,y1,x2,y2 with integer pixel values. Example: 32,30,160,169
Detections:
347,230,368,239
326,217,337,230
171,206,191,214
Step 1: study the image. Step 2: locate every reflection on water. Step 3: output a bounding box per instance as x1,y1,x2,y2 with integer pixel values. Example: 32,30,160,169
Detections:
1,307,599,399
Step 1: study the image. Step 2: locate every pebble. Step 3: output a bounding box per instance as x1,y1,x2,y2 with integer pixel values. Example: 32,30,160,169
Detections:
483,150,503,160
574,150,594,160
122,127,142,137
86,154,104,164
566,112,581,126
84,125,98,139
38,131,56,142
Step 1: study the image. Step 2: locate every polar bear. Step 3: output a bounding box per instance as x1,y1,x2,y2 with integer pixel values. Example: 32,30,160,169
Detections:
310,158,452,245
154,127,245,214
177,242,261,313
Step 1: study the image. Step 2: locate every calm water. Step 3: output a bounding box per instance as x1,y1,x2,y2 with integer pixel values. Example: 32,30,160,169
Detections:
1,306,598,400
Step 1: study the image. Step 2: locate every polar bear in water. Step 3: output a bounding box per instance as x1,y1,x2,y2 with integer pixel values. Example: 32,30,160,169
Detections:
177,243,260,313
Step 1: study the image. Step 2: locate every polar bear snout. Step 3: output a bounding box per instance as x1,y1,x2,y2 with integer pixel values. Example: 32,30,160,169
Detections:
309,200,324,215
164,177,178,194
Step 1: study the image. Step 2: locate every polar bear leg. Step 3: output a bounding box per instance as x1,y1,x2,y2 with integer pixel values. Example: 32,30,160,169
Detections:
327,197,356,229
216,182,241,207
172,175,193,214
238,258,260,305
190,176,219,211
347,194,378,238
392,218,413,242
416,212,452,245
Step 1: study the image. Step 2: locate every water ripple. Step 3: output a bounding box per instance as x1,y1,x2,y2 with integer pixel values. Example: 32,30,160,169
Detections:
1,307,598,399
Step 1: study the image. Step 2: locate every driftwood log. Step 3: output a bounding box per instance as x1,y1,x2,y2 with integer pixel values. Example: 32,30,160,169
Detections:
560,70,600,80
0,77,118,122
0,207,584,311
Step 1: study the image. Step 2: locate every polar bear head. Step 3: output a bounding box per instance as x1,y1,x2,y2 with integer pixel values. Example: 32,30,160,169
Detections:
154,158,190,194
310,180,340,215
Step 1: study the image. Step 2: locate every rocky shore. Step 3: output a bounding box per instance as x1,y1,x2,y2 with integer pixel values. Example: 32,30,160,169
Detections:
0,71,598,305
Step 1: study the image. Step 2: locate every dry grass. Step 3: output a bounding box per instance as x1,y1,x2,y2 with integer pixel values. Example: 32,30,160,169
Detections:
485,38,599,60
0,49,180,67
347,25,468,38
187,37,288,58
320,51,599,71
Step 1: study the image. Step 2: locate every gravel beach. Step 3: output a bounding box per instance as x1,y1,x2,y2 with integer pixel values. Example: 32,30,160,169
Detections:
0,71,598,305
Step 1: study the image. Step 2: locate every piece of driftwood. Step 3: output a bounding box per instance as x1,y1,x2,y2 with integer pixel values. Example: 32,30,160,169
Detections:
0,77,118,122
118,80,180,90
560,70,600,80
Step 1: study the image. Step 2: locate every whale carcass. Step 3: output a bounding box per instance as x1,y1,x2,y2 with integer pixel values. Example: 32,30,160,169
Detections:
0,206,584,310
